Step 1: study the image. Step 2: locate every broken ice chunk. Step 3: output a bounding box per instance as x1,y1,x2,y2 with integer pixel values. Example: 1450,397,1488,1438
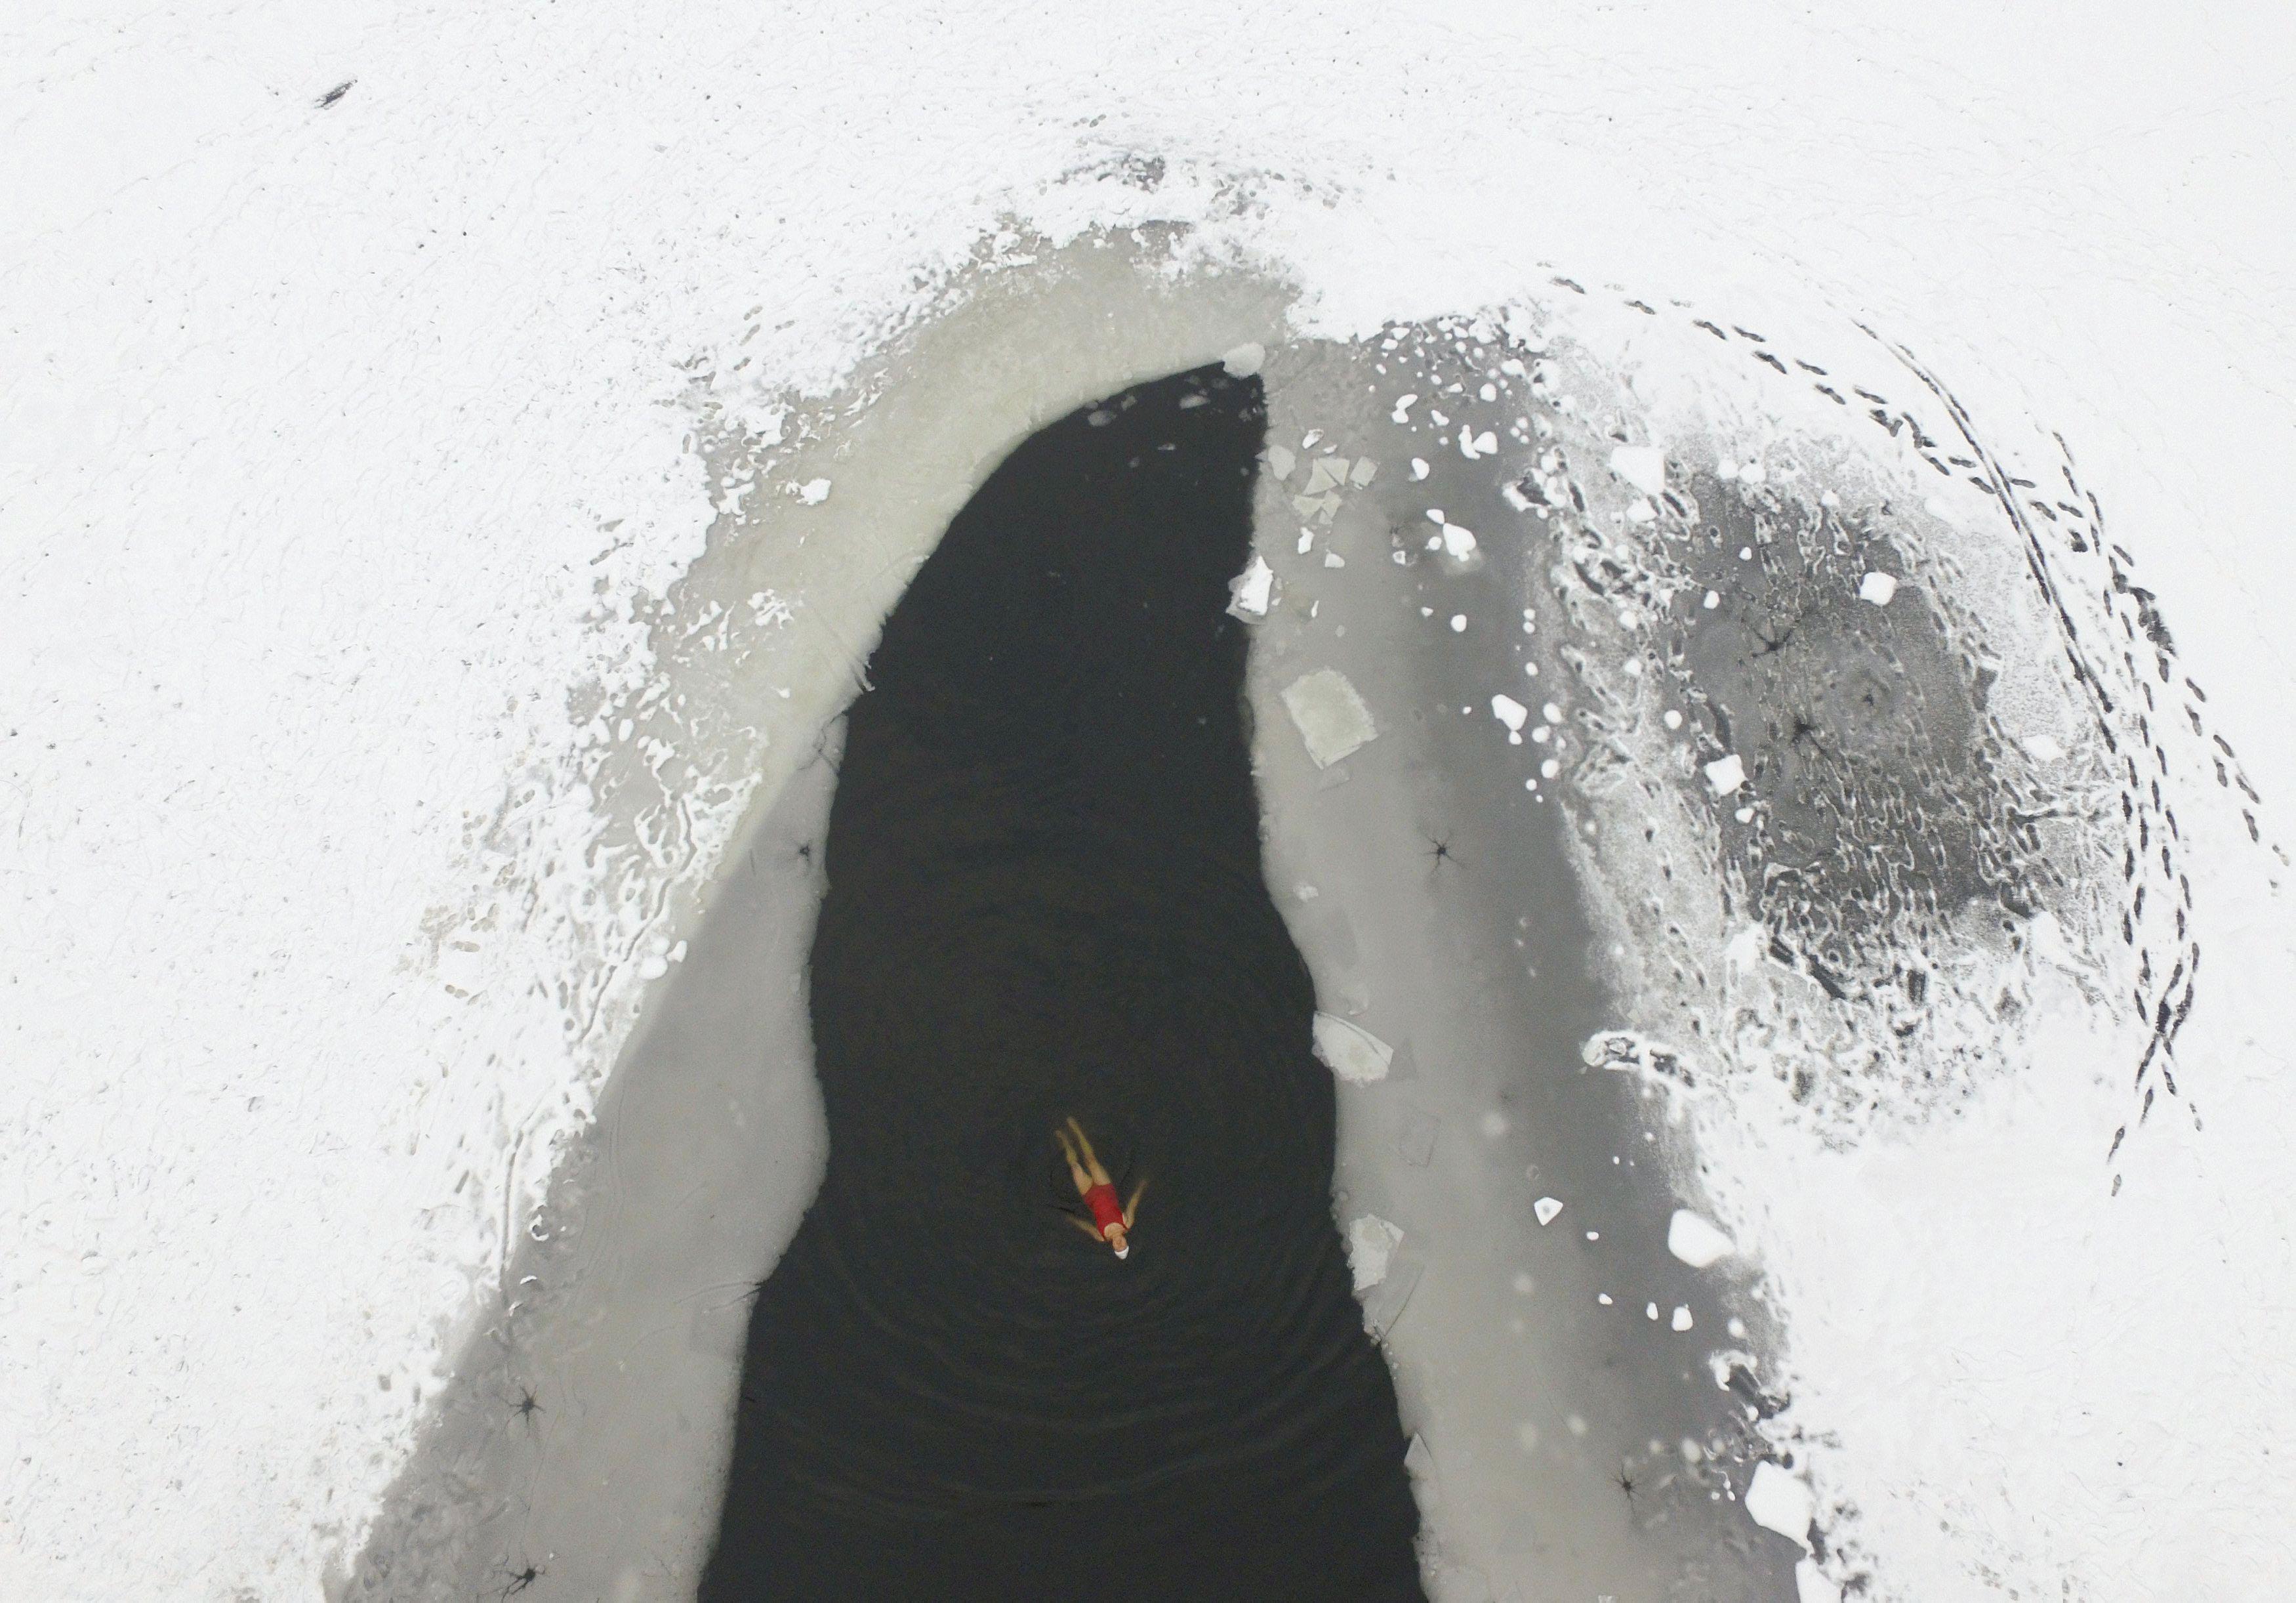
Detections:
1227,554,1276,619
1796,1558,1842,1603
1391,393,1418,423
1265,444,1296,482
1349,458,1378,486
1313,1012,1395,1084
1282,669,1379,768
793,477,831,505
1671,1304,1694,1331
1221,341,1266,377
1533,1196,1564,1226
1704,753,1746,795
1609,444,1668,496
1491,694,1528,736
1667,1209,1736,1268
1409,457,1431,480
1346,1213,1404,1291
1858,571,1899,606
1744,1461,1815,1551
1305,457,1348,494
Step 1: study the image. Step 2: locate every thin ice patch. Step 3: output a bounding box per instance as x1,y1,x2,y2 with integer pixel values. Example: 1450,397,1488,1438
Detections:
1282,668,1379,768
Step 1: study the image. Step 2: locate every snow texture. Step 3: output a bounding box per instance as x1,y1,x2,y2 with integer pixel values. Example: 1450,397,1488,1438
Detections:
6,3,2294,1600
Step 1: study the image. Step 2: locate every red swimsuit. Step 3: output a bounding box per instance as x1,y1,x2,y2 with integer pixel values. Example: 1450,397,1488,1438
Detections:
1083,1181,1124,1235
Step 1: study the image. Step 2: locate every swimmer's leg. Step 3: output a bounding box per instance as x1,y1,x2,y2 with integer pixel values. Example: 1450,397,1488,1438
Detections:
1065,1116,1113,1188
1054,1125,1093,1197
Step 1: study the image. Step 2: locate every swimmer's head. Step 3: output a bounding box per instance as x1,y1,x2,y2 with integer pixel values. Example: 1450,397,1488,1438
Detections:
1106,1223,1129,1258
1113,1241,1130,1259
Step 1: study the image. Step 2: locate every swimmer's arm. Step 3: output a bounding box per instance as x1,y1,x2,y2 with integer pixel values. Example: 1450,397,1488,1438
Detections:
1123,1176,1147,1229
1063,1212,1105,1240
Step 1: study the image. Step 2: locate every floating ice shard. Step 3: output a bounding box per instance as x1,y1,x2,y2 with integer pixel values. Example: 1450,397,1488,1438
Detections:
1281,667,1379,768
1744,1461,1815,1550
1228,554,1276,619
1534,1196,1564,1226
1347,1214,1405,1291
1858,571,1899,606
1221,341,1266,377
1668,1209,1736,1268
1313,1012,1395,1083
1703,753,1746,795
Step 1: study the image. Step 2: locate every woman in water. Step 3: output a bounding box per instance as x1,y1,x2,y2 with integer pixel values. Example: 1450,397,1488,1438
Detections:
1056,1116,1145,1259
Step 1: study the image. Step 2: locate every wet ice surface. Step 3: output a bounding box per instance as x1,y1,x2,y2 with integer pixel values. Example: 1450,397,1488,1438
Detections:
345,232,2266,1602
1246,339,1796,1602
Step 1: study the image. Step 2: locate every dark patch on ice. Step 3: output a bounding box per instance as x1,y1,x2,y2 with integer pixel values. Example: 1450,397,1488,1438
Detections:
700,368,1424,1600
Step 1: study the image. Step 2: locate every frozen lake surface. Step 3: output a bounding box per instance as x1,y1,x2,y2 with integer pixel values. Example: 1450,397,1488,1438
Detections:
10,24,2292,1592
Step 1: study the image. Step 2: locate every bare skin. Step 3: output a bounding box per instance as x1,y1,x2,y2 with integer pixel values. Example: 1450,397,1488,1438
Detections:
1056,1116,1145,1258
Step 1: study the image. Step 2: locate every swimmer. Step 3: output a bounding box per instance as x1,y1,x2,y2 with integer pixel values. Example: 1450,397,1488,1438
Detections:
1056,1116,1145,1259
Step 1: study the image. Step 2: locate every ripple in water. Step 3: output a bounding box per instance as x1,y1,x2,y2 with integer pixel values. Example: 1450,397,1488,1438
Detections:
699,366,1424,1600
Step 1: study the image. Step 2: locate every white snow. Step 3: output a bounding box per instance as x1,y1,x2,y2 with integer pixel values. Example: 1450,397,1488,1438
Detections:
1796,1558,1843,1603
1281,668,1380,768
795,476,832,505
1609,444,1668,496
8,4,2293,1598
1667,1209,1737,1268
1858,570,1899,606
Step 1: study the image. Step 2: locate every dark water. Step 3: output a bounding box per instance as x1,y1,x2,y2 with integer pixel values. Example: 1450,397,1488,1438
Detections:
699,367,1424,1600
